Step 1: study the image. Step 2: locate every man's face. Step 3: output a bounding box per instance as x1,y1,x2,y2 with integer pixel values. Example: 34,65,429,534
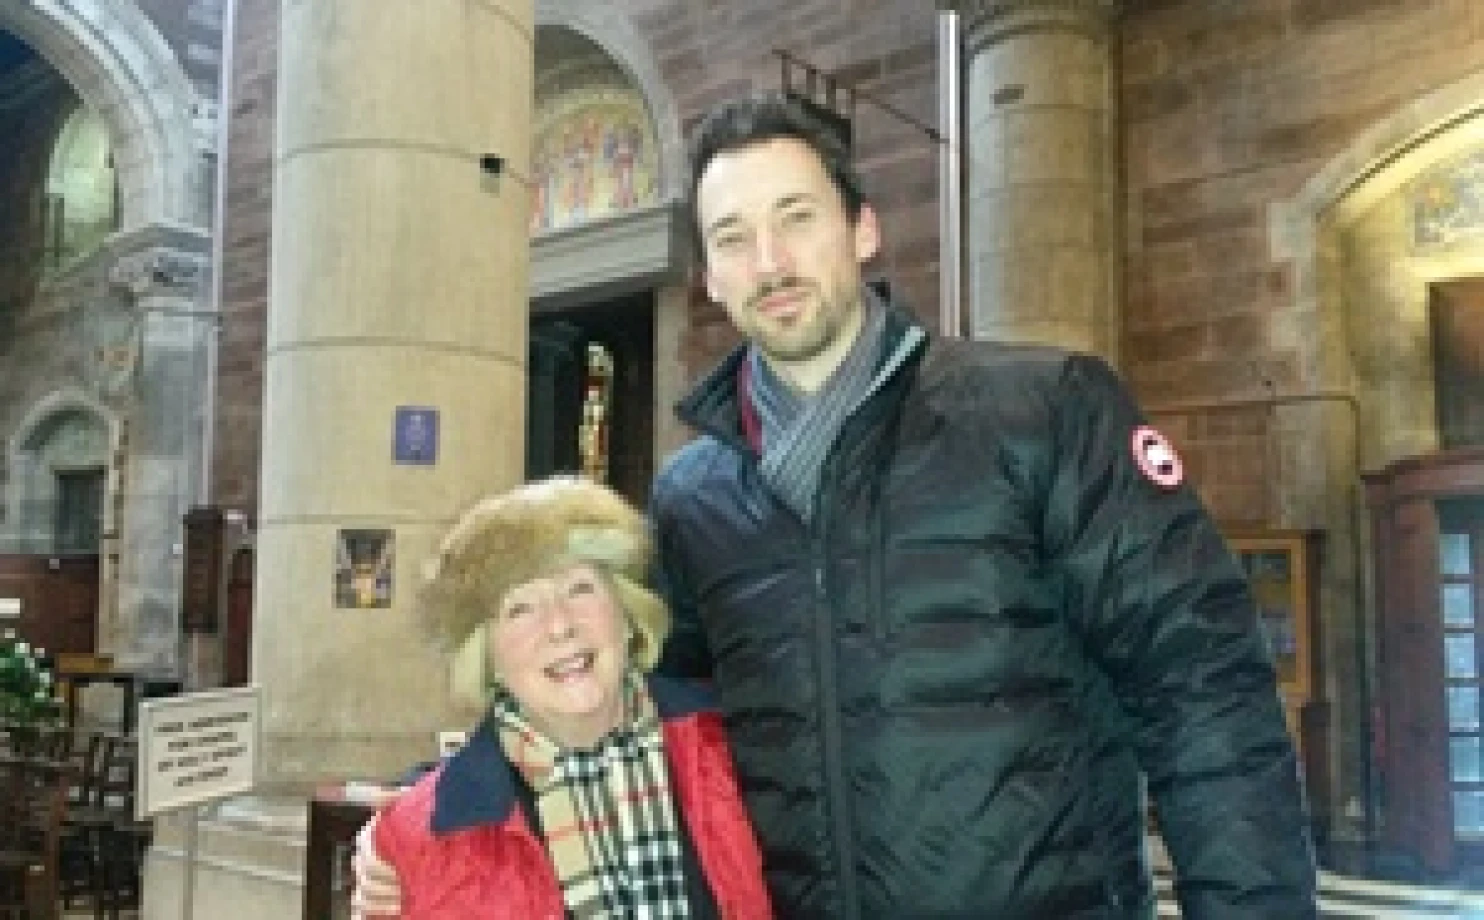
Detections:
697,137,879,389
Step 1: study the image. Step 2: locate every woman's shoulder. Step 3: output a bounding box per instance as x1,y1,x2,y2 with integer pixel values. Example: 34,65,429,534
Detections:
648,674,718,721
374,767,444,847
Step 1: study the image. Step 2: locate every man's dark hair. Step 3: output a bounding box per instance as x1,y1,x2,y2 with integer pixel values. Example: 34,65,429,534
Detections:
686,92,867,261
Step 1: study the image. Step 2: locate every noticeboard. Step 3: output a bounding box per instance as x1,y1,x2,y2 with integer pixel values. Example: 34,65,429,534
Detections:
136,685,260,819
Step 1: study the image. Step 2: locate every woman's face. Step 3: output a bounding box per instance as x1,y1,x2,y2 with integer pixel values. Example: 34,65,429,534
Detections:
487,563,630,748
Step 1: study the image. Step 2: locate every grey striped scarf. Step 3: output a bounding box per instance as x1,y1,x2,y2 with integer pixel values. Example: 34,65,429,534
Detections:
747,287,892,521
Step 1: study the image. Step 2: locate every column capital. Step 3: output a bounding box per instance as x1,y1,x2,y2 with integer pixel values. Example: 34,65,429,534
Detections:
108,245,208,299
950,0,1120,50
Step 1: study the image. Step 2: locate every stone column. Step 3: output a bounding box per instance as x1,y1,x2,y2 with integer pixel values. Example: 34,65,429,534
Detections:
258,0,533,787
107,234,213,674
962,0,1120,359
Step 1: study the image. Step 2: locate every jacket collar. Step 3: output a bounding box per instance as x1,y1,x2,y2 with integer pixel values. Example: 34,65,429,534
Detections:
675,281,928,447
429,674,716,835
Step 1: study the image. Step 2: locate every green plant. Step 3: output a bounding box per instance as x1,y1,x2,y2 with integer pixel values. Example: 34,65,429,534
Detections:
0,630,62,727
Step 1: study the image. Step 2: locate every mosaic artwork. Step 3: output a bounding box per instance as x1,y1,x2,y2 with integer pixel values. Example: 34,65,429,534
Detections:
1413,148,1484,248
531,89,659,233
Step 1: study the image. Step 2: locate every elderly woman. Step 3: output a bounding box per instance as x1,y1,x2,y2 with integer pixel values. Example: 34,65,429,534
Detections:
353,477,771,919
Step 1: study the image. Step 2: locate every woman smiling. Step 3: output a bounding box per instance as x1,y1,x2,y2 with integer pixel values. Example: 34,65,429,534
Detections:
353,477,771,919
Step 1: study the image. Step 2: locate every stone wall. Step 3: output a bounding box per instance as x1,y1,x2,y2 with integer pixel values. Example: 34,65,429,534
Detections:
0,1,223,671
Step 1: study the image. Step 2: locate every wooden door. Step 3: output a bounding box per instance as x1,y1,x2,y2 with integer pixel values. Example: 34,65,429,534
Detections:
0,555,98,656
1381,498,1452,873
223,547,254,687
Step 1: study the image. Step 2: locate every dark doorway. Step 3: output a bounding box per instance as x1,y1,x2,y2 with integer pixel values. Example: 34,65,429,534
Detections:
528,291,655,505
1431,279,1484,450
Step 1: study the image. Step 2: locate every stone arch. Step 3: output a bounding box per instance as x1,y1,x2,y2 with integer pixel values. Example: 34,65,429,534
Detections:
3,387,121,554
0,0,203,229
535,0,685,202
1264,67,1484,840
1271,67,1484,408
8,387,120,466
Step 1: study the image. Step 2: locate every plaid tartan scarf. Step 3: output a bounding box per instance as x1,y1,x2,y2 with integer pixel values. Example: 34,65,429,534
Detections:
492,676,690,919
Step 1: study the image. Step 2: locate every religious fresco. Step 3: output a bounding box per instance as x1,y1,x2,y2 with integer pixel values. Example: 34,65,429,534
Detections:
1413,148,1484,248
531,88,659,234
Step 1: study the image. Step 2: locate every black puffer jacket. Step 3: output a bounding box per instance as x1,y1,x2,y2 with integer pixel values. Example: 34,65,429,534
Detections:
651,304,1316,919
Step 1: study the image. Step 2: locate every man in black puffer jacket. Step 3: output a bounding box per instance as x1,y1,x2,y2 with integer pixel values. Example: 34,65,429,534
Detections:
652,93,1317,919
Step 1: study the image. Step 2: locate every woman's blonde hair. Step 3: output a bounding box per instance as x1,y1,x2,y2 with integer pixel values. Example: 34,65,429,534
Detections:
423,477,670,710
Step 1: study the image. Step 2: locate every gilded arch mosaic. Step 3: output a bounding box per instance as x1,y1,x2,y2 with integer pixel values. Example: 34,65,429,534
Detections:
533,27,662,233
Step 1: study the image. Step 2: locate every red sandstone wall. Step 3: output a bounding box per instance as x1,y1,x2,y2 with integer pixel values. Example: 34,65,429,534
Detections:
1122,0,1484,522
210,0,275,513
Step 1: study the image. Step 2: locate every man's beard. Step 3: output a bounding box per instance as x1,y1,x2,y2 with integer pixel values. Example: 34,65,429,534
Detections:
748,280,854,365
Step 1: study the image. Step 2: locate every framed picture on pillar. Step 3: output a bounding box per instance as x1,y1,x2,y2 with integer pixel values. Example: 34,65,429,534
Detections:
394,406,439,466
334,529,394,609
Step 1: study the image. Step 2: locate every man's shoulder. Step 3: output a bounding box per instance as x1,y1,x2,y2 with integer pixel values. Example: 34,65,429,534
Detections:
923,335,1084,381
653,434,733,504
913,337,1105,415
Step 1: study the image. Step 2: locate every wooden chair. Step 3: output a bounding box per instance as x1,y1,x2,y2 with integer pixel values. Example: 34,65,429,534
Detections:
56,734,144,919
94,736,145,918
0,755,75,920
58,732,109,911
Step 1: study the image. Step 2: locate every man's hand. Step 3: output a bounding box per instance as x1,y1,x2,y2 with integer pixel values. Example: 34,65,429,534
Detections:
350,813,403,918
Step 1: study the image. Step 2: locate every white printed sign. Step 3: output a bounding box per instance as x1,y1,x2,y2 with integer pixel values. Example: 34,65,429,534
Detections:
137,685,260,819
0,598,20,619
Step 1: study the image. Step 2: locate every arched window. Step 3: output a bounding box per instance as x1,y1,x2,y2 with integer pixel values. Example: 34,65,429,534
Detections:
43,105,118,268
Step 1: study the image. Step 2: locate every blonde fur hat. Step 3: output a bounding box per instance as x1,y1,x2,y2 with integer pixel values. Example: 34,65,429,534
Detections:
423,476,669,709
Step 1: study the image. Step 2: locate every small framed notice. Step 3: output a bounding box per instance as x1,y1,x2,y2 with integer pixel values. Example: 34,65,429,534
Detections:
394,406,438,466
137,686,260,818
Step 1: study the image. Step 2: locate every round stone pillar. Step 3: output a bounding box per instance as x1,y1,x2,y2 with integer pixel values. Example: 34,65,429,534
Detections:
964,0,1119,358
258,0,533,787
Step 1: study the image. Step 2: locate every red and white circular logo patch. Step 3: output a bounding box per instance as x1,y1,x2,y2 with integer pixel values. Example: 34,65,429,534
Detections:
1131,425,1183,490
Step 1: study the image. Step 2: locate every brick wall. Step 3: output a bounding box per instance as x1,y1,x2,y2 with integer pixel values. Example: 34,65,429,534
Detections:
1121,0,1484,522
209,0,275,512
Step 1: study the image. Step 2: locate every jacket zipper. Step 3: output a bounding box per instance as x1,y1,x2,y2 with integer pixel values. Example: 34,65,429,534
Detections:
810,456,860,919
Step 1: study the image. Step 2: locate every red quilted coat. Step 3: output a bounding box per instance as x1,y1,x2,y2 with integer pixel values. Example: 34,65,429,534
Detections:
373,676,773,919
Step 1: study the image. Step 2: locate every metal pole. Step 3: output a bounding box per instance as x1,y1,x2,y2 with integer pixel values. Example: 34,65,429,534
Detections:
181,804,201,920
937,9,964,338
200,0,240,508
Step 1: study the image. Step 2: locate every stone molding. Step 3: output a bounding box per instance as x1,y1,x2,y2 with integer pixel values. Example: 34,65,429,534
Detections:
531,201,687,311
39,221,210,299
